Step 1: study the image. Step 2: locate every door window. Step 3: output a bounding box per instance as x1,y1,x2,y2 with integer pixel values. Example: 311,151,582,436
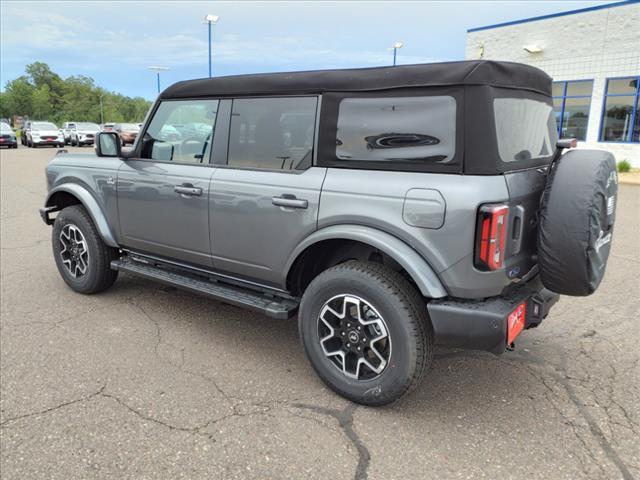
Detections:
227,97,318,170
142,99,219,163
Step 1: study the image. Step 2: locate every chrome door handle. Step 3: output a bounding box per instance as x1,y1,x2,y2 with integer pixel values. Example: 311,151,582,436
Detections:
174,185,202,196
272,195,308,209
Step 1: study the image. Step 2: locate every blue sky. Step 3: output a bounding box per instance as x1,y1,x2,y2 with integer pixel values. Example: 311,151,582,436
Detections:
1,1,612,99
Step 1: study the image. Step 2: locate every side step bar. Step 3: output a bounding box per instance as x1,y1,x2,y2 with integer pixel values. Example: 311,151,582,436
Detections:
111,258,299,320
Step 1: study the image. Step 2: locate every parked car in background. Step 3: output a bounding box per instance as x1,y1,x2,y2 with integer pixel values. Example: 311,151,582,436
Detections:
114,123,140,145
0,121,18,148
24,121,64,148
61,122,77,145
19,122,30,146
101,123,116,132
70,122,100,146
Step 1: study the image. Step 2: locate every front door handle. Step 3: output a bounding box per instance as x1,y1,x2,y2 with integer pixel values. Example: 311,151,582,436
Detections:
272,195,308,209
174,184,202,197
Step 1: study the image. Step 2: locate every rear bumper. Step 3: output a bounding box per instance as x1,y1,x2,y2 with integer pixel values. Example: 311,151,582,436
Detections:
428,277,559,354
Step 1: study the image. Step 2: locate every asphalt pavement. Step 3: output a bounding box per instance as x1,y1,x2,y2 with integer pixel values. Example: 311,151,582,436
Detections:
1,145,638,480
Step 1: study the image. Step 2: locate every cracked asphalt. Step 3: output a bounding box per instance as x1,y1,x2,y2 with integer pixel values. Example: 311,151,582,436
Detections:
1,146,639,480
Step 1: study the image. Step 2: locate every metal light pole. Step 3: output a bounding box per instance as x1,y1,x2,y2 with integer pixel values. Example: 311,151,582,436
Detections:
148,66,170,94
204,14,220,77
99,94,104,124
392,42,404,66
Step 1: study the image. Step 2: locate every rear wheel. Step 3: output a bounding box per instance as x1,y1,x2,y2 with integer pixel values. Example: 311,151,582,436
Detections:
299,260,433,406
52,205,119,294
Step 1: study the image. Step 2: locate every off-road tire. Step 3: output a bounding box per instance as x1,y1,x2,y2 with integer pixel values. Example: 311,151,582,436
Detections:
299,260,433,406
52,205,119,294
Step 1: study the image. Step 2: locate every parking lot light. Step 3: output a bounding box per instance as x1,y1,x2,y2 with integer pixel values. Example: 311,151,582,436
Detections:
392,42,404,66
148,66,170,94
204,14,220,78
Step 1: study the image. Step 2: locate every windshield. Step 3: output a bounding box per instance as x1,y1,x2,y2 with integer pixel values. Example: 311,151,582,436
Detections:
120,123,140,131
32,122,58,131
0,122,12,132
77,122,99,130
493,98,557,163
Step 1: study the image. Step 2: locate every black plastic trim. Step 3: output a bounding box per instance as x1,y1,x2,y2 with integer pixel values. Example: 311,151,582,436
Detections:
427,277,559,354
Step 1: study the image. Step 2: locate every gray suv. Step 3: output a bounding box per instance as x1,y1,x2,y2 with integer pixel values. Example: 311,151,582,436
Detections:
40,61,618,405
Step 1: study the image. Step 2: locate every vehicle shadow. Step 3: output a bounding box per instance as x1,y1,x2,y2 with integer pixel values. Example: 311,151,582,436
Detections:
108,274,549,413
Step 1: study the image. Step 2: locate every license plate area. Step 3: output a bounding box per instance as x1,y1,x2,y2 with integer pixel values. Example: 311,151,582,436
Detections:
507,301,526,345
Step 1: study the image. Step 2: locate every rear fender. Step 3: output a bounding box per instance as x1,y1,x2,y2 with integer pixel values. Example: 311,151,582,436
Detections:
285,225,447,298
45,184,119,248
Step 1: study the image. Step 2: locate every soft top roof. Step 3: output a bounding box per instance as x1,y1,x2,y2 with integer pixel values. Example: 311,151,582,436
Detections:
160,60,552,99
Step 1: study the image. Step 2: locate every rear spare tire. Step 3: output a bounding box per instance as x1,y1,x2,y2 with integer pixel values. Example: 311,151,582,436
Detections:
538,149,618,296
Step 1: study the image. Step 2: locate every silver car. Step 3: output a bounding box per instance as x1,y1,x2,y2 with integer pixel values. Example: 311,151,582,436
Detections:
39,61,617,405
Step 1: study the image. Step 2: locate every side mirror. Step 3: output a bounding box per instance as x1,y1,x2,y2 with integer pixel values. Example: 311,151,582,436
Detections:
95,132,121,157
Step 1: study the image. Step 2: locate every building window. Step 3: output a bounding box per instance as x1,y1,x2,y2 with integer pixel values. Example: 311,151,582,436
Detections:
552,80,593,141
600,76,640,143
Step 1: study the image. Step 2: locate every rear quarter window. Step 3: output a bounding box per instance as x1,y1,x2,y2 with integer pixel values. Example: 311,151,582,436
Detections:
493,98,557,163
336,96,456,163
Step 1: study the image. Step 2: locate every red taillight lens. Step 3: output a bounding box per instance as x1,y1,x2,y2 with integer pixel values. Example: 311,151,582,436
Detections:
475,204,509,270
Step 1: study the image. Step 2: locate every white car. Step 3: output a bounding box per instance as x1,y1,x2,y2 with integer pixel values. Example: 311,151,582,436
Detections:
24,121,64,148
61,122,77,144
70,122,100,146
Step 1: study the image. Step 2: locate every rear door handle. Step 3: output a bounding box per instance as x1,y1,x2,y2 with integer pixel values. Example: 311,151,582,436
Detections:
272,195,308,209
174,184,203,197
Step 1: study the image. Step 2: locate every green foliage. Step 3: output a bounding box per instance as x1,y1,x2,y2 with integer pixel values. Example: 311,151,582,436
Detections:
617,160,631,173
2,62,151,126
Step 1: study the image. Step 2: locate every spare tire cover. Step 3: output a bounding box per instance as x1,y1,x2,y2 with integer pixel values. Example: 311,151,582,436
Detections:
538,149,618,296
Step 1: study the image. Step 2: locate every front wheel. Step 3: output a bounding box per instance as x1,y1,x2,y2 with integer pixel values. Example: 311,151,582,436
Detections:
52,205,119,294
299,260,433,406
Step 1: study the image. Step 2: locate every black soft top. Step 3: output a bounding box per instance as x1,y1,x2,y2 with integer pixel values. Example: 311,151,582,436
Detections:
160,60,552,99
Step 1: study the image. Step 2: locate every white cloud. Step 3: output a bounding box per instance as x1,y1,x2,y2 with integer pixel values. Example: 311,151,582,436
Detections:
1,5,437,76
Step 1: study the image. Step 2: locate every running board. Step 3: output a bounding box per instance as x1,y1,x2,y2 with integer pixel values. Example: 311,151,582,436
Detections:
111,258,298,320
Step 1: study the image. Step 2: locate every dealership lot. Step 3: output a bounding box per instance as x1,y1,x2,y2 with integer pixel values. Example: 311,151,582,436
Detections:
1,146,638,480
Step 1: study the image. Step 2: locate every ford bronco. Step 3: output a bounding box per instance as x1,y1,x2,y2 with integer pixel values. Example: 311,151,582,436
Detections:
40,61,618,405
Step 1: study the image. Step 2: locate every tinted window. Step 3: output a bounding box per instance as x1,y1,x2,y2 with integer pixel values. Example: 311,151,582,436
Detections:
32,122,58,131
143,100,219,163
552,80,593,141
600,77,640,143
227,97,317,170
493,98,556,163
336,96,456,163
77,122,99,130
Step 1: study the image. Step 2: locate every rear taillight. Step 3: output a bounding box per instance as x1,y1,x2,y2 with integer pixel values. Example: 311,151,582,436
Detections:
475,204,509,271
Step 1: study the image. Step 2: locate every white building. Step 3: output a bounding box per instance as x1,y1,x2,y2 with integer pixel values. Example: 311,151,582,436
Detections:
466,1,640,166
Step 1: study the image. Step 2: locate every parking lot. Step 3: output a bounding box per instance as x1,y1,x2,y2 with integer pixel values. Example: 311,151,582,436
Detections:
0,145,638,480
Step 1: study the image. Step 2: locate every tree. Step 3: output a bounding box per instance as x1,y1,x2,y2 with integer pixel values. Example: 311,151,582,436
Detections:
32,84,52,119
1,62,152,126
4,76,35,119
